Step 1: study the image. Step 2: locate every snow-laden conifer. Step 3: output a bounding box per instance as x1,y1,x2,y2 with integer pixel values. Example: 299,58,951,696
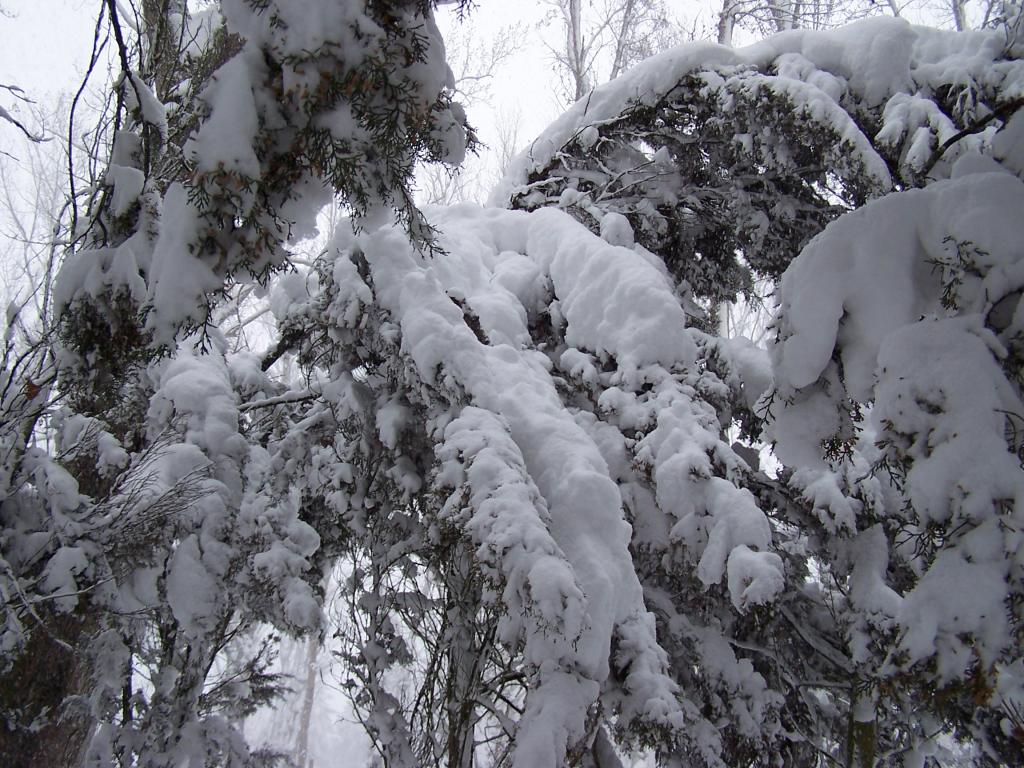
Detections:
3,7,1024,768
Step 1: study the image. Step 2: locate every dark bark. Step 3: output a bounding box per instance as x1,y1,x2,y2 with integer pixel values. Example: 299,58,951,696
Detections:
0,611,96,768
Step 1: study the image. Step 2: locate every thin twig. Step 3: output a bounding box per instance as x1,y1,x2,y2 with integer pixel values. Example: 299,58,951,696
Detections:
68,5,109,241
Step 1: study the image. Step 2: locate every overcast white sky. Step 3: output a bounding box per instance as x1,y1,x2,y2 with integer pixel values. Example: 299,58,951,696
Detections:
0,0,967,148
1,1,109,101
438,1,725,147
0,1,724,157
0,0,959,202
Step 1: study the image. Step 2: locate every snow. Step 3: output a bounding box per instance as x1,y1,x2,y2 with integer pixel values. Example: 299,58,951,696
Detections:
322,204,716,761
137,335,326,650
308,191,816,761
723,69,892,187
899,550,1008,677
25,447,84,517
637,388,782,608
493,18,1024,206
599,211,635,247
186,54,261,181
144,183,225,344
437,409,581,635
125,72,168,138
148,338,249,461
846,525,902,660
39,545,90,612
25,8,1024,766
166,534,220,636
993,109,1024,175
788,16,914,107
526,208,697,374
772,171,1024,406
510,666,599,768
768,160,1024,711
725,545,784,611
715,336,771,412
105,163,146,218
220,0,365,58
52,128,157,313
876,317,1023,524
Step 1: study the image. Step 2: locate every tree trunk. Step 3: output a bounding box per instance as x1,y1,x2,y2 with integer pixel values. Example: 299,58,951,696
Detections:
0,611,96,768
609,0,638,79
293,635,320,768
951,0,968,30
768,0,796,32
445,544,481,768
142,0,188,102
718,1,736,46
567,0,589,101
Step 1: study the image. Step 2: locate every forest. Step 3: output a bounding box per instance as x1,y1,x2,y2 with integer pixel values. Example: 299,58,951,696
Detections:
0,0,1022,766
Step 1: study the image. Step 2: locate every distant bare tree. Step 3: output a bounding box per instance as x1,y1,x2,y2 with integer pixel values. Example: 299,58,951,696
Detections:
543,0,686,106
0,84,47,148
715,0,1018,46
417,18,526,205
715,0,880,45
445,20,526,105
492,104,523,179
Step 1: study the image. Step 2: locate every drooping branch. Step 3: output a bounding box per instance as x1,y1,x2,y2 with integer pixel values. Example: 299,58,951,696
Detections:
0,86,48,144
921,96,1024,178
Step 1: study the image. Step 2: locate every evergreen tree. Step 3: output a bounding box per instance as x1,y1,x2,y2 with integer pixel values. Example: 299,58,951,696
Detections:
1,4,1023,768
493,13,1024,767
1,1,471,765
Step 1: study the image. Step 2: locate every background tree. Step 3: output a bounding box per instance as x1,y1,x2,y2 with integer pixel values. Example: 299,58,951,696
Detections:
416,17,525,206
542,0,684,105
491,14,1024,766
1,4,1023,768
714,0,1019,46
0,0,473,765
